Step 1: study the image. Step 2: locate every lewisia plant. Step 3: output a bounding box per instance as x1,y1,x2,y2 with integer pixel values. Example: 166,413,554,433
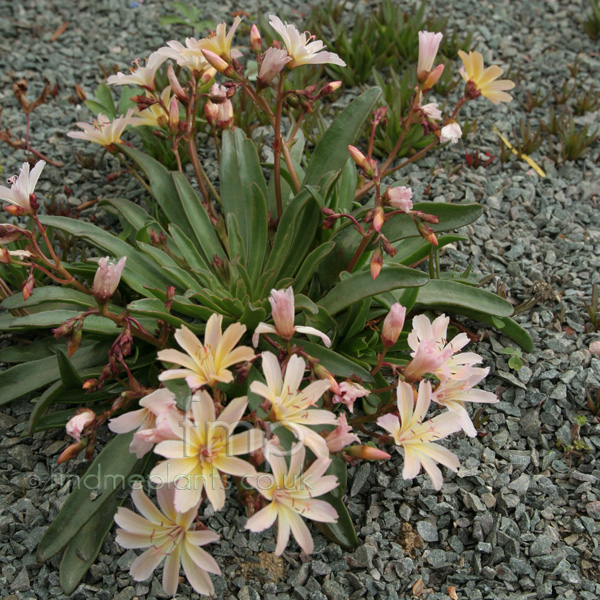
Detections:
0,10,528,597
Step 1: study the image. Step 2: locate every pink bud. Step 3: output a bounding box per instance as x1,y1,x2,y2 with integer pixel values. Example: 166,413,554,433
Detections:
345,445,391,460
57,440,87,464
167,65,188,102
373,206,385,232
250,24,262,53
168,97,180,131
422,63,444,90
205,100,219,127
216,98,234,129
65,408,96,442
269,287,295,339
385,185,413,212
371,246,383,280
200,67,217,85
314,363,341,395
93,256,127,304
201,49,235,78
381,303,406,349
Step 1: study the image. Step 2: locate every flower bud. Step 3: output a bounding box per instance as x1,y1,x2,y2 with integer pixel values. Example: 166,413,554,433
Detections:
314,363,341,395
250,25,262,53
348,145,377,178
201,49,236,78
22,271,35,301
216,99,234,130
345,445,391,460
168,97,180,132
422,63,444,90
167,65,188,102
416,220,439,246
93,256,127,304
373,206,385,232
326,414,360,453
205,100,219,127
269,287,295,339
200,67,217,85
370,246,383,280
0,224,26,245
57,440,87,464
417,31,443,82
381,303,406,349
317,80,342,98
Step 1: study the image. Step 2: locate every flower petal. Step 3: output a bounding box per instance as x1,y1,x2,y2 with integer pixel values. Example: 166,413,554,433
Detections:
245,502,278,532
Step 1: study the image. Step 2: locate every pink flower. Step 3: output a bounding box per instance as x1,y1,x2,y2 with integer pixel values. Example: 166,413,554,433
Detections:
377,381,461,490
421,102,442,121
268,15,346,69
385,185,413,212
432,367,498,437
440,122,462,144
92,256,127,303
0,160,45,215
404,314,481,382
108,388,180,458
250,24,262,53
417,31,443,81
217,98,234,129
332,381,370,413
381,303,407,348
114,485,220,596
258,47,291,85
245,443,339,555
66,409,95,442
325,414,360,453
253,287,331,347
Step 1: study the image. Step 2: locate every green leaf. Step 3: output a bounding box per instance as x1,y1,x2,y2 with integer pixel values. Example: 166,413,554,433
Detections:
1,287,95,310
0,311,120,335
382,202,484,241
37,215,173,296
247,183,268,288
127,298,191,329
293,340,374,383
0,341,110,406
304,87,382,187
0,337,62,363
172,171,226,262
220,129,268,255
168,224,210,273
319,265,428,316
413,279,514,318
262,189,321,293
293,242,335,293
317,495,359,550
59,488,122,595
119,145,197,241
57,349,84,389
468,313,534,352
37,432,139,563
391,234,467,266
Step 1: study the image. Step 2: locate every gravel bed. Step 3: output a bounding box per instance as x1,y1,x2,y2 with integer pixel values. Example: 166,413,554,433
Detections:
1,0,600,599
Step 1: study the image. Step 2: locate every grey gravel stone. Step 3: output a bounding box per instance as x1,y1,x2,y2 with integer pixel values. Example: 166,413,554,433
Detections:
416,521,439,543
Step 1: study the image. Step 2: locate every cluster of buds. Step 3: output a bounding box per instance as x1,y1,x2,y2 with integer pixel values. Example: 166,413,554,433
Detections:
205,84,235,130
348,145,378,180
53,314,85,356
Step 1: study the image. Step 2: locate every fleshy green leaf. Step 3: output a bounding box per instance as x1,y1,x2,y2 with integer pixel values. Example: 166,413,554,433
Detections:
413,279,514,318
319,265,428,316
317,494,359,551
57,349,84,390
37,432,139,563
304,87,382,187
37,215,173,296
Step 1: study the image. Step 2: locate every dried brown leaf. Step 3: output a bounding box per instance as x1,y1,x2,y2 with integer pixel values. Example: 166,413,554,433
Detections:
50,21,69,42
74,83,87,102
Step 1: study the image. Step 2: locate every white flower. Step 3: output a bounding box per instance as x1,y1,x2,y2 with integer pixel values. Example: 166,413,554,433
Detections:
107,51,167,90
68,109,139,147
268,15,346,69
421,102,442,121
439,122,462,144
0,160,45,214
